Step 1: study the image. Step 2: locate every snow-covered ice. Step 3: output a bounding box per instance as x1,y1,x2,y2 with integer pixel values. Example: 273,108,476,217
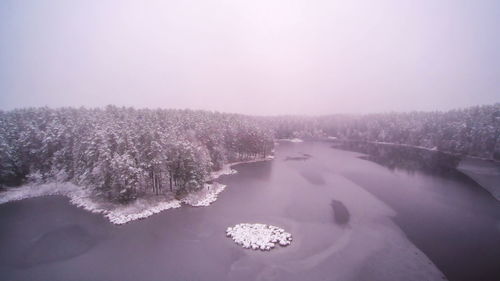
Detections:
226,223,292,251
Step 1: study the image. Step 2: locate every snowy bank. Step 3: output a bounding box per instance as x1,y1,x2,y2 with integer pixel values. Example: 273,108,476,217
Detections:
0,156,274,225
0,182,182,225
278,138,304,143
184,155,274,207
181,182,226,207
370,141,438,152
226,223,292,251
209,155,274,180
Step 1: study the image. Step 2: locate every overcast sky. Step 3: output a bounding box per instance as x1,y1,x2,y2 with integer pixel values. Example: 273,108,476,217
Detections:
0,0,498,115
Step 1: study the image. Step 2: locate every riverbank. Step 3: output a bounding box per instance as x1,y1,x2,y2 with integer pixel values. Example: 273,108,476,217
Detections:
0,156,274,225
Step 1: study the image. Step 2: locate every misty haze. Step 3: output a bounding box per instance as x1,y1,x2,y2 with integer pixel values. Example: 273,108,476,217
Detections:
0,1,499,281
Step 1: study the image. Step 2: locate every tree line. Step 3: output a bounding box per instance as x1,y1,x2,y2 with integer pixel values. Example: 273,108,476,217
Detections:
0,106,274,202
267,104,499,160
0,104,498,203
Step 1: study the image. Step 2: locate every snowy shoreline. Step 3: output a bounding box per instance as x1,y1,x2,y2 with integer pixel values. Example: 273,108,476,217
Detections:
0,155,274,225
329,138,500,202
278,138,304,143
367,141,500,163
329,138,499,162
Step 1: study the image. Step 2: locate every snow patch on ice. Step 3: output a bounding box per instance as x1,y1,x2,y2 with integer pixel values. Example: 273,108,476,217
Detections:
226,223,292,251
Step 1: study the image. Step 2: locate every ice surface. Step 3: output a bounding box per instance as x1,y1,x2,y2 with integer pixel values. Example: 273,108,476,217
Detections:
226,168,447,281
226,223,292,251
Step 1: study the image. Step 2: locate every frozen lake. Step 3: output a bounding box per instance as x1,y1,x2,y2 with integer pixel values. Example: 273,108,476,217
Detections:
1,141,499,281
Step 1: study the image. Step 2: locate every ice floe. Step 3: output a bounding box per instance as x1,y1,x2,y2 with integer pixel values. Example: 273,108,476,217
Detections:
226,223,292,251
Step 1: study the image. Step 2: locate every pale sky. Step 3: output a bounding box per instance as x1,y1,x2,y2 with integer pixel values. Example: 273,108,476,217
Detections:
0,0,498,115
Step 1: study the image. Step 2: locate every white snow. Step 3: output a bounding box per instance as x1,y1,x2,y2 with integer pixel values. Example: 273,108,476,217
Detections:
83,196,182,225
0,182,182,225
0,182,81,204
226,223,292,251
210,164,238,180
0,155,274,225
279,138,304,143
181,182,226,207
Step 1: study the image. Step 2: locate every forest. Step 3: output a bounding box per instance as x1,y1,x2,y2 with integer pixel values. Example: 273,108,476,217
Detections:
0,104,498,203
268,104,499,160
0,106,274,202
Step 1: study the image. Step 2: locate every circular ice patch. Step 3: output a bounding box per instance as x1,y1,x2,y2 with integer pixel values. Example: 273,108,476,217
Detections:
226,223,292,251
